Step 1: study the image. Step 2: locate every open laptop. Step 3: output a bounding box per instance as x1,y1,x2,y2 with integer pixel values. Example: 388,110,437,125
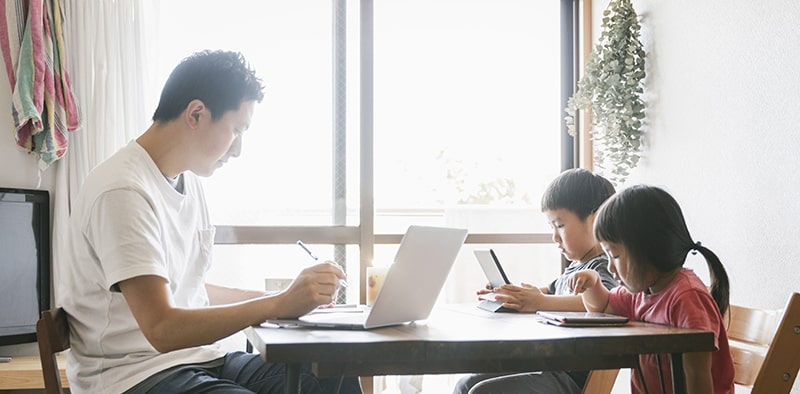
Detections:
266,225,468,330
474,249,517,313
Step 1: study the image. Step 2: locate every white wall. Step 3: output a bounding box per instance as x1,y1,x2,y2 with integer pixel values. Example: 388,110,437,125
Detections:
0,71,56,191
0,66,55,357
589,0,800,311
591,2,800,391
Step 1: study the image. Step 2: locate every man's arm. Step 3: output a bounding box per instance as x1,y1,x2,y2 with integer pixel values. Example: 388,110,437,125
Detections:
119,262,344,353
205,283,268,305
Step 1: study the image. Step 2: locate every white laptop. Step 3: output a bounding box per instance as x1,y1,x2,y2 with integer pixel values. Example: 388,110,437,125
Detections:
265,225,468,330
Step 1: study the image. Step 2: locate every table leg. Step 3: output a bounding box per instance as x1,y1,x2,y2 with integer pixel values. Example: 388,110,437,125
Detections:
285,363,300,394
670,353,686,394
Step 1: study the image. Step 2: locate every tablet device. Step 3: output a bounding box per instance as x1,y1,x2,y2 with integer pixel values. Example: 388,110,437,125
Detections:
473,249,516,313
536,311,629,327
475,249,510,288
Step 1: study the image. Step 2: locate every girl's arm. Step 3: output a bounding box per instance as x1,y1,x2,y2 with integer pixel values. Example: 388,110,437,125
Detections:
682,351,713,393
568,270,612,313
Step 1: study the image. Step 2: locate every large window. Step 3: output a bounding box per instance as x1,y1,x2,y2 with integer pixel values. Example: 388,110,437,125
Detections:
373,1,561,227
156,1,571,305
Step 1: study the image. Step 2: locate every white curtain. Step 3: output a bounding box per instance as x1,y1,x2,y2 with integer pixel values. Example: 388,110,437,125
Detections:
52,1,160,301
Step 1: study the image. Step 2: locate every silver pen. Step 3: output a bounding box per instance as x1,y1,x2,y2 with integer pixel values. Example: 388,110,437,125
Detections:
297,240,348,288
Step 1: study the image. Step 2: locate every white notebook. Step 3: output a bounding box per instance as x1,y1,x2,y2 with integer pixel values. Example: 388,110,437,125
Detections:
266,225,468,330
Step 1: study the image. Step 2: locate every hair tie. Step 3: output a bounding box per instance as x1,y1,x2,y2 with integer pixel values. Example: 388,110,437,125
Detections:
690,241,702,255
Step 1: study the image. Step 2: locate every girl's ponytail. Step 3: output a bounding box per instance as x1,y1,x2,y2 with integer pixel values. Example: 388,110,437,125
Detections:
595,185,731,316
693,243,730,316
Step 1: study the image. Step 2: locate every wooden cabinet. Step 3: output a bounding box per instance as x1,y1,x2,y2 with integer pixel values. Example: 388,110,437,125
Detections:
0,355,67,390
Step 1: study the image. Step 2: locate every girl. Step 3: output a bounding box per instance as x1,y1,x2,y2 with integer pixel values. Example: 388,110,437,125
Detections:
569,185,734,394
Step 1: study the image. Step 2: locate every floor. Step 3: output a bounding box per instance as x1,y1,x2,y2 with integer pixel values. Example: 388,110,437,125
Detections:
372,371,633,394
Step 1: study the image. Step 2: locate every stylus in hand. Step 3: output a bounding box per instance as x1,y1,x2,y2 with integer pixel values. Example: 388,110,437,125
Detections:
297,240,348,288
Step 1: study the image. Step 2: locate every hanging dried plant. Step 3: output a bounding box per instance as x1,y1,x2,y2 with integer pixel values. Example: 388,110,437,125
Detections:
565,0,646,185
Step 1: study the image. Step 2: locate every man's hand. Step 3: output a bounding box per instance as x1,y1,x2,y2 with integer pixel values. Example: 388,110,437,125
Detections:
273,261,347,318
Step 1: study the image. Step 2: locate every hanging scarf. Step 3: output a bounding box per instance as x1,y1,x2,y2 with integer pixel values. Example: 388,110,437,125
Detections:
0,0,80,172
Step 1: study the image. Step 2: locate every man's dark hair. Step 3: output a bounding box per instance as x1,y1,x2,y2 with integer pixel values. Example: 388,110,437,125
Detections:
152,50,265,122
540,168,616,221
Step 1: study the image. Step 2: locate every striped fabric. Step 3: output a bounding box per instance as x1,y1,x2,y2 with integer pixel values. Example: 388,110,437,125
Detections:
0,0,80,170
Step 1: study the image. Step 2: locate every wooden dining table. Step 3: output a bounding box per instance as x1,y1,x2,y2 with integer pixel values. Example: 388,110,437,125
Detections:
245,304,715,394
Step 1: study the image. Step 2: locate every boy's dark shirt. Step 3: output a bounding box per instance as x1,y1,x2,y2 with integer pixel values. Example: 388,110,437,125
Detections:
546,253,618,388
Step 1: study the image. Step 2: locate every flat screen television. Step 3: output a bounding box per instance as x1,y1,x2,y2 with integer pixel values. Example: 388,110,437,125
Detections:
0,187,50,346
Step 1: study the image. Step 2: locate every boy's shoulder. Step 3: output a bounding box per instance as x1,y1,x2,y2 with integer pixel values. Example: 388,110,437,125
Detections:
564,254,609,272
561,255,616,290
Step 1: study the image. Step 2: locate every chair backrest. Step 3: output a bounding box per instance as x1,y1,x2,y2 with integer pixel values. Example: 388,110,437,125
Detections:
36,307,70,394
728,292,799,394
581,369,620,394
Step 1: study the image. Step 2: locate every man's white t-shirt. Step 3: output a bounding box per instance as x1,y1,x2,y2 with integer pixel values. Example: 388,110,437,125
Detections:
58,141,225,393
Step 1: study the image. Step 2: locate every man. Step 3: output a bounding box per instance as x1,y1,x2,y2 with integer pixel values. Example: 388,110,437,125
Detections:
59,50,360,393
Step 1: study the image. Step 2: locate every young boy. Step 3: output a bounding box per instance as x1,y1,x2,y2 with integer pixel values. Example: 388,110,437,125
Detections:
454,168,618,394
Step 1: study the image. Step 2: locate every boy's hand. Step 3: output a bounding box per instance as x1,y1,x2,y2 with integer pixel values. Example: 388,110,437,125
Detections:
568,270,600,295
476,282,494,298
492,283,545,312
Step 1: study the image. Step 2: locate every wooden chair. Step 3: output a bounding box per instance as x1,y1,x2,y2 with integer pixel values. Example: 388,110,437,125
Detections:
36,307,70,394
582,369,620,394
728,292,799,394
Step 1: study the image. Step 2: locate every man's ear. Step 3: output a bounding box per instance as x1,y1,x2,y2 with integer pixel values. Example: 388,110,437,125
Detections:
186,100,205,127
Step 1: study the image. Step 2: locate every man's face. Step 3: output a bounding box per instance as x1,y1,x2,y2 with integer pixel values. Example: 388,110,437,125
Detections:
192,101,255,177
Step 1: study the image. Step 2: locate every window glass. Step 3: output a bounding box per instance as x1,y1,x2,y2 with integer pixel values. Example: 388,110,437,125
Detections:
157,1,561,232
156,1,343,226
209,244,357,299
209,243,561,305
373,0,562,234
376,243,562,304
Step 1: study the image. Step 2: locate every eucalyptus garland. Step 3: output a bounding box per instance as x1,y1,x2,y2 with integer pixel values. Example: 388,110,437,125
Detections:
565,0,646,185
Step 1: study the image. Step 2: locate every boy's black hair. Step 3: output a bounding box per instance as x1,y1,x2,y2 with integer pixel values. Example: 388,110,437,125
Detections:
540,168,616,220
594,185,730,315
152,50,265,122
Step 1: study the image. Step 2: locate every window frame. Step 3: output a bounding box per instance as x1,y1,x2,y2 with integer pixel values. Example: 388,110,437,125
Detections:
213,0,580,304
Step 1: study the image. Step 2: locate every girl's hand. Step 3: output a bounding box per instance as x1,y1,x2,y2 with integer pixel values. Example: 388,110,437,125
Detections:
568,270,600,294
568,270,611,313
